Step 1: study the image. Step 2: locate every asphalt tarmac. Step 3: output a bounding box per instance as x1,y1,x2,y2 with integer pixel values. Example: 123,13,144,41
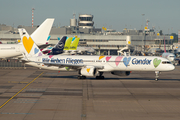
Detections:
0,66,180,120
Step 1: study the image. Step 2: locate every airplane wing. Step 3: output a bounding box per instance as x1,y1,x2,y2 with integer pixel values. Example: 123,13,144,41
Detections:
35,62,104,69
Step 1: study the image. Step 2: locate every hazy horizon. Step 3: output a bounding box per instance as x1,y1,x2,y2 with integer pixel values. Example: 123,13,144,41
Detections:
0,0,180,34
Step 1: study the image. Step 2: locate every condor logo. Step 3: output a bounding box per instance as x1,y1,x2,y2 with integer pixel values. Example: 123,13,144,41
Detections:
132,58,152,65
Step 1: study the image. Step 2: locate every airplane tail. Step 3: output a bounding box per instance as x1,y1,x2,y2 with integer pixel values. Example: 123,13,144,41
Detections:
64,37,73,50
50,36,67,55
47,36,51,41
69,38,80,50
45,36,51,44
21,29,45,59
18,28,29,44
18,18,54,46
31,18,54,46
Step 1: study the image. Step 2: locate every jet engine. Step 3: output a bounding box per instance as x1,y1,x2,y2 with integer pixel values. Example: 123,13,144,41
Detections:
111,71,131,76
80,66,97,76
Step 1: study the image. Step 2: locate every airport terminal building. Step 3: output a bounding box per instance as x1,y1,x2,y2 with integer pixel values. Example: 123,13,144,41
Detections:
0,14,173,55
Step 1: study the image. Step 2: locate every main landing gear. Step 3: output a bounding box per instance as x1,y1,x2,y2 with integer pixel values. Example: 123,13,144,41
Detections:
96,72,104,79
78,70,86,79
155,71,160,81
77,75,86,79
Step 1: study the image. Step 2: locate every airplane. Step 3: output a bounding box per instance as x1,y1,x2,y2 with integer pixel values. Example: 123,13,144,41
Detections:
175,46,180,57
41,37,74,54
21,29,175,81
47,37,80,55
62,37,95,54
147,48,163,55
48,36,67,55
0,18,54,58
42,36,94,55
161,52,176,64
76,46,95,54
161,37,176,64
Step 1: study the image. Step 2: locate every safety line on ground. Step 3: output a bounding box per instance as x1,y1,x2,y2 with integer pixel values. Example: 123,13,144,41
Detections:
0,72,44,109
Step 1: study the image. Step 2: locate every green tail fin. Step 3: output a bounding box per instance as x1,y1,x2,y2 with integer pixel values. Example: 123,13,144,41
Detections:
69,38,80,50
63,37,73,50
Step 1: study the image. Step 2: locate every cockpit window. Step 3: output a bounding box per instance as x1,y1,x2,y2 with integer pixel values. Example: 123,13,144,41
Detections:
162,61,171,64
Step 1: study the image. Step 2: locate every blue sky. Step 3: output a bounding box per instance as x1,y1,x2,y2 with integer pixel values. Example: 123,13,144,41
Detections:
1,0,180,34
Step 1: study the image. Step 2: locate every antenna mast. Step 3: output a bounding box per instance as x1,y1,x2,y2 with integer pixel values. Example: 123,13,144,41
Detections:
32,8,35,28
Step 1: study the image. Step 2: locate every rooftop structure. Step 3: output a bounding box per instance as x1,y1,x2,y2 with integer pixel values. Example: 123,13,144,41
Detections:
78,14,94,29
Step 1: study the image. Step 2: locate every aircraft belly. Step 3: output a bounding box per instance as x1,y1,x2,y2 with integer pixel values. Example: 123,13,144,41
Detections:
126,64,154,71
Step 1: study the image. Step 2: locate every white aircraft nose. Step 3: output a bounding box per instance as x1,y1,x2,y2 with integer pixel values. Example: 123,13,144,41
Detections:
169,65,175,71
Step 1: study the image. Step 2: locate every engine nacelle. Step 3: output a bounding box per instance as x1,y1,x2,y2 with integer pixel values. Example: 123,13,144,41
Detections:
111,71,131,76
80,66,97,76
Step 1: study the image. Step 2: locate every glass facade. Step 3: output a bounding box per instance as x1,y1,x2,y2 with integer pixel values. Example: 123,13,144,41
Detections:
79,17,93,21
79,23,93,26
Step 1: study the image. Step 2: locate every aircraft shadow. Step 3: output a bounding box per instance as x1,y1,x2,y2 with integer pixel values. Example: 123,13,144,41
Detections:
41,75,78,79
88,78,180,81
41,75,180,81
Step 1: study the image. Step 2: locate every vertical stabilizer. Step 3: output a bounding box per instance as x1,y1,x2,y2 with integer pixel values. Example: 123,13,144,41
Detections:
64,37,73,50
21,31,44,58
18,28,27,39
18,28,29,44
50,36,67,55
31,18,54,46
69,38,80,50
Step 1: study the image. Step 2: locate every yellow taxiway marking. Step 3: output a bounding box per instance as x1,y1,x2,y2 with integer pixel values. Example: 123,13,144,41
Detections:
0,72,44,109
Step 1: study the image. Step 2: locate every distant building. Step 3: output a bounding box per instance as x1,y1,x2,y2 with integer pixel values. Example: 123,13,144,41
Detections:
0,14,173,55
0,24,13,31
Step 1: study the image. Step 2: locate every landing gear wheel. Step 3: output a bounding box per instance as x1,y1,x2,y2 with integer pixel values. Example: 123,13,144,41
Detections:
82,76,86,79
95,72,104,79
155,71,159,81
96,76,104,79
78,75,86,79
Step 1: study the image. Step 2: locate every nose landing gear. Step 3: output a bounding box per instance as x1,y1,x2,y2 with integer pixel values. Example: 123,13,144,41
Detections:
155,71,160,81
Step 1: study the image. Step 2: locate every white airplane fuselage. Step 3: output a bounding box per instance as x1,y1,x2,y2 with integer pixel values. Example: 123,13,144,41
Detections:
0,44,24,58
26,55,175,72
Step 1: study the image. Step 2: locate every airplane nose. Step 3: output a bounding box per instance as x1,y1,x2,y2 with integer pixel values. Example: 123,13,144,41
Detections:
169,65,175,71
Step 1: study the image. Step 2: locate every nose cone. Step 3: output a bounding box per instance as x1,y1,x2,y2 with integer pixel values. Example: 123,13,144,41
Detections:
169,64,175,71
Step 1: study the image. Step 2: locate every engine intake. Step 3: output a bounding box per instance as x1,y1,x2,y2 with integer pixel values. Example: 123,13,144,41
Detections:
80,66,97,76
